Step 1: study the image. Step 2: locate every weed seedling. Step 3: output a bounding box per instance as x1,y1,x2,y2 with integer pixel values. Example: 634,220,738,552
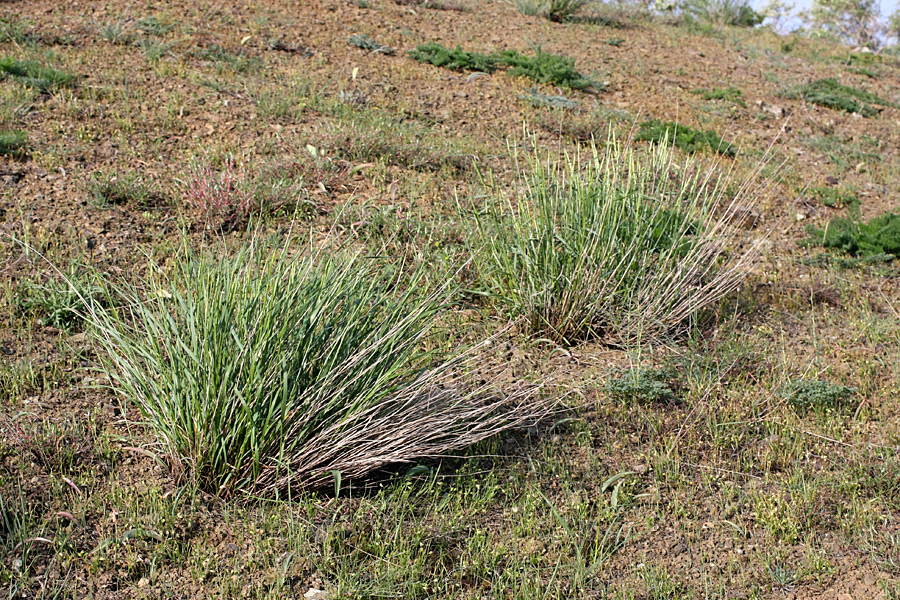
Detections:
781,379,856,412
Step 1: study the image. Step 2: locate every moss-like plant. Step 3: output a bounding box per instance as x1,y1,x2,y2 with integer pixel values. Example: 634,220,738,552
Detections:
408,42,499,72
636,120,734,155
693,86,746,107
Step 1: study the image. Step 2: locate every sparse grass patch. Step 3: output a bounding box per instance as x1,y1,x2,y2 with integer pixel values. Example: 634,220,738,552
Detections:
87,244,547,494
636,119,735,155
89,171,168,209
466,137,757,345
0,129,27,156
681,0,763,27
190,44,261,72
0,57,75,93
807,185,858,210
783,78,898,117
780,379,856,412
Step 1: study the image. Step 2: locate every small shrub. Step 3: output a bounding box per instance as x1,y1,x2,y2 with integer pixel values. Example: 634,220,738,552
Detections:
466,137,758,345
783,78,898,117
0,57,75,93
181,158,313,227
87,245,548,494
513,0,588,21
636,120,735,155
781,379,856,411
605,368,678,404
0,129,26,156
805,211,900,258
682,0,764,26
348,34,395,55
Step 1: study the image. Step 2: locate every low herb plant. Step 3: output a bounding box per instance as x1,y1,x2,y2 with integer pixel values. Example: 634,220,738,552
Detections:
0,129,26,156
781,379,856,412
782,78,898,117
605,368,678,404
409,43,596,90
636,120,735,155
0,57,75,93
466,136,759,345
805,211,900,259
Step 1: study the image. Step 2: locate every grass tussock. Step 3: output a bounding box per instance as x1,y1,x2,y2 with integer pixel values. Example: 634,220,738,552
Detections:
466,136,760,346
86,246,548,495
636,119,735,155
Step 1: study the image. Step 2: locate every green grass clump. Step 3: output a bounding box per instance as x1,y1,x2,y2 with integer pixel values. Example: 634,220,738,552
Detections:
682,0,763,26
636,120,734,155
408,42,499,72
693,86,746,106
805,211,900,259
0,129,26,156
89,171,167,209
605,368,678,404
87,245,545,495
781,379,856,412
409,43,595,90
466,137,756,345
0,57,75,92
786,78,898,117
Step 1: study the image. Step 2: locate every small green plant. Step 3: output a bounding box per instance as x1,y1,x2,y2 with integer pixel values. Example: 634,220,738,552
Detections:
348,34,394,55
605,368,678,404
780,379,856,411
87,245,547,494
0,129,26,156
466,136,757,345
16,265,105,331
807,185,858,209
0,57,75,93
190,45,261,72
805,211,900,258
693,86,747,106
636,119,735,155
409,43,596,90
783,78,898,117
